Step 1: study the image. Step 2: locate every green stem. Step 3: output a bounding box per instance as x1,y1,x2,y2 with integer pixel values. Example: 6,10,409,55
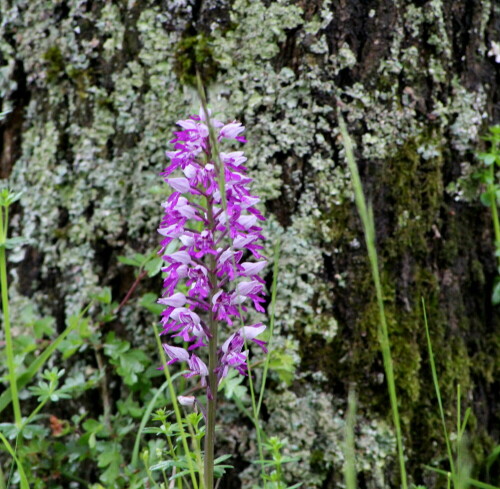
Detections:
245,343,266,482
422,298,455,476
0,461,6,489
196,73,267,486
0,207,22,428
339,115,408,489
186,418,204,482
204,202,218,489
0,433,29,489
488,165,500,268
344,389,358,489
257,240,280,416
196,77,267,484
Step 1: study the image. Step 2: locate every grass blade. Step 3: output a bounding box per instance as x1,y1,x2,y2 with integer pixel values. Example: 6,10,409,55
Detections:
257,239,280,416
421,298,455,475
338,113,407,489
0,432,29,489
343,388,357,489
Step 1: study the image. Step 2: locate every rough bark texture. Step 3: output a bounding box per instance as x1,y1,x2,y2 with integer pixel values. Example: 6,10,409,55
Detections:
1,0,499,487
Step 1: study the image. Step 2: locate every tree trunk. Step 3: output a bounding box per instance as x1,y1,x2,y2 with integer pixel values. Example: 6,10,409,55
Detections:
1,0,499,487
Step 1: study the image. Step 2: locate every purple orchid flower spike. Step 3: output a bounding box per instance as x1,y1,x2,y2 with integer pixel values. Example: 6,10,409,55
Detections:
158,106,269,489
157,109,267,397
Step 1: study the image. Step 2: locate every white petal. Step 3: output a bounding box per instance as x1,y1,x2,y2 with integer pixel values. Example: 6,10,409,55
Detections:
236,280,260,296
241,261,267,276
177,119,198,130
241,324,266,340
237,215,257,229
234,235,255,248
218,249,233,265
183,164,197,179
167,177,190,193
163,344,190,362
158,293,187,307
178,395,195,406
220,122,245,139
179,234,195,247
169,251,191,264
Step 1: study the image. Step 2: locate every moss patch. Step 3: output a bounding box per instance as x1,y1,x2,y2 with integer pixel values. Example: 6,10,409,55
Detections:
173,31,219,86
42,45,65,83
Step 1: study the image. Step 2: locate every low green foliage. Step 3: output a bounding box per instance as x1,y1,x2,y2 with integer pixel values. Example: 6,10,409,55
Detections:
475,125,500,304
251,437,301,489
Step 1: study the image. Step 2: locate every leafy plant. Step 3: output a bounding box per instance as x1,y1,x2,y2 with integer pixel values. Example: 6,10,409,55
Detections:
475,125,500,304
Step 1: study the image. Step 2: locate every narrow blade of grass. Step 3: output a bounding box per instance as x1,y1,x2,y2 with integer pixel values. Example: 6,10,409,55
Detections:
421,298,455,475
343,388,357,489
338,114,407,489
257,239,280,417
0,433,29,489
424,466,500,489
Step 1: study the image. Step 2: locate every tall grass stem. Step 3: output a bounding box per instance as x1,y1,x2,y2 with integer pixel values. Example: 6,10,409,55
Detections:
344,388,358,489
488,165,500,269
0,206,22,428
338,114,407,489
0,433,29,489
257,239,280,416
421,298,455,475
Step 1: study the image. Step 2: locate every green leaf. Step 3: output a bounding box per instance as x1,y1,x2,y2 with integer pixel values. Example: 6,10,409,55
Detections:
149,460,175,471
117,255,142,267
98,447,121,467
480,191,493,207
0,422,19,439
104,332,130,358
100,458,121,484
117,349,149,385
144,256,163,277
21,423,48,440
489,125,500,136
0,189,22,207
220,369,247,400
33,316,55,339
92,287,112,304
139,292,164,315
478,152,496,165
83,418,104,434
117,396,143,418
268,351,296,385
213,464,232,477
486,445,500,471
468,479,500,489
214,454,233,464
